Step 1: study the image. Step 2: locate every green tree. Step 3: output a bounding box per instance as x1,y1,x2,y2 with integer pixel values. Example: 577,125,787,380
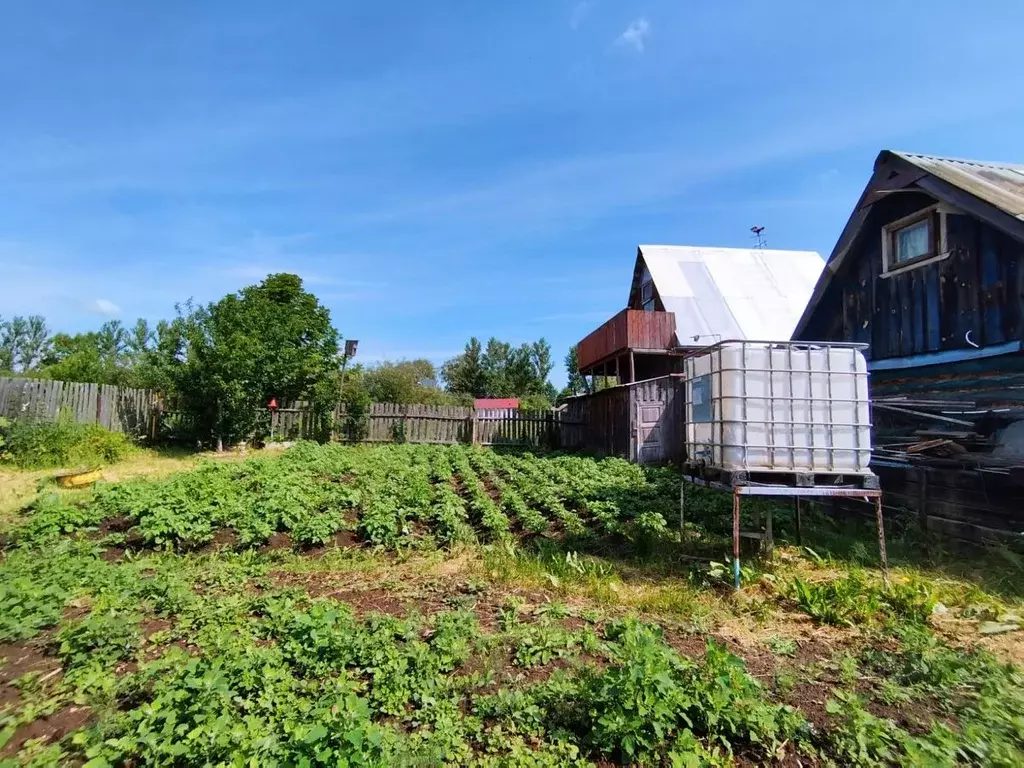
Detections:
363,359,445,404
441,337,487,397
170,274,341,447
530,338,553,384
561,344,589,398
40,332,110,383
0,315,49,373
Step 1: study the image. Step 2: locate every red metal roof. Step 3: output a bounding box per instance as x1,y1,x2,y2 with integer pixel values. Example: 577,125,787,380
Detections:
474,398,520,409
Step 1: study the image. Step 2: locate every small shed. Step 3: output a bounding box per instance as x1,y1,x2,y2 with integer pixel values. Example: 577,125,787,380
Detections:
561,376,684,465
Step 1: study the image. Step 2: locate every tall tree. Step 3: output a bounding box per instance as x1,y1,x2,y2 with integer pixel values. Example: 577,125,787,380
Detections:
0,315,50,372
562,345,589,397
97,320,129,365
126,318,154,359
530,338,554,385
171,273,341,446
441,337,486,397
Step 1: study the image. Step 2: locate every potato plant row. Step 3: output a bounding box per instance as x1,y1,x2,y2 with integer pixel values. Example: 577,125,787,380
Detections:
7,443,678,552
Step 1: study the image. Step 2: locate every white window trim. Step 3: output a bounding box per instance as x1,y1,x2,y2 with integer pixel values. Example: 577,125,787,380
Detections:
880,203,956,278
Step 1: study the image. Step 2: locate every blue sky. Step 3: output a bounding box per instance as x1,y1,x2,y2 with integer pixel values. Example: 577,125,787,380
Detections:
3,1,1024,387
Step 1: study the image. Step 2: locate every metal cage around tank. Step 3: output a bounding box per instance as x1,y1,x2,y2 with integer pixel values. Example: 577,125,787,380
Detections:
677,340,886,590
682,339,873,476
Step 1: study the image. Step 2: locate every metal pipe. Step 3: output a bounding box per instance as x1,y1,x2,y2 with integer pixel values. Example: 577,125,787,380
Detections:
794,497,802,546
733,489,741,590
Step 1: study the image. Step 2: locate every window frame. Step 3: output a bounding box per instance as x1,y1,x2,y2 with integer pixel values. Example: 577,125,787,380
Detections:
640,279,656,311
880,204,951,277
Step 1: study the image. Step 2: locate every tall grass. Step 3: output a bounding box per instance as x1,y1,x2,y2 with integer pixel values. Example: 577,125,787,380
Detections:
0,415,135,469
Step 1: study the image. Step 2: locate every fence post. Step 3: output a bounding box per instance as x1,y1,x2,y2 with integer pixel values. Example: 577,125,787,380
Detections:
470,409,478,445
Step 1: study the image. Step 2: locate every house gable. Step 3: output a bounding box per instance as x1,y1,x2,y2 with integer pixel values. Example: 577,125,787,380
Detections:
793,150,1024,363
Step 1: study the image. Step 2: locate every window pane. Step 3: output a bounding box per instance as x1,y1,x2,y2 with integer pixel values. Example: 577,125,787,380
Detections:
641,280,653,302
643,298,656,312
896,220,930,263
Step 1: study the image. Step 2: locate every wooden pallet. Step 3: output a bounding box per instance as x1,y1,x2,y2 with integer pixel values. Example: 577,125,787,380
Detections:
681,463,880,490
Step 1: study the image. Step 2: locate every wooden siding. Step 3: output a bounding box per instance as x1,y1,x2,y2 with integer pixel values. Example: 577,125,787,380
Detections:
799,191,1024,362
561,375,684,465
0,377,157,437
577,309,677,371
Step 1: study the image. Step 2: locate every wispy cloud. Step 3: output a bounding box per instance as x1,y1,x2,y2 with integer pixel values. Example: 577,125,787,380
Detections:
570,1,592,30
88,298,121,316
616,18,650,52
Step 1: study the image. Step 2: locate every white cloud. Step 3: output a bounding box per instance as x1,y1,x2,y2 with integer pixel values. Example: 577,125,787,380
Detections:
616,17,650,52
89,298,121,316
570,1,592,30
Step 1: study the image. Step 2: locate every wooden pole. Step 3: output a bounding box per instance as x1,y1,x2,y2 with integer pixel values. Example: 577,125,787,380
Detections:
615,355,621,384
629,350,636,384
875,495,889,583
917,466,929,538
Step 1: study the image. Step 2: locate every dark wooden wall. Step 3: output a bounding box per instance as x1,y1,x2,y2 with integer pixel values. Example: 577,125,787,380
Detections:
562,376,684,465
798,191,1024,361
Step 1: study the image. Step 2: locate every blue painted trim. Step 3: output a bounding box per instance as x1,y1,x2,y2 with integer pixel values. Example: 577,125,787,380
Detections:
868,341,1023,371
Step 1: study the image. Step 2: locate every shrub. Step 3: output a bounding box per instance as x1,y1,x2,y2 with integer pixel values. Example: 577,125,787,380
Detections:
1,415,134,469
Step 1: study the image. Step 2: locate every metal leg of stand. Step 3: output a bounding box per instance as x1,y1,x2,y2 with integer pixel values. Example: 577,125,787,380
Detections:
732,490,741,590
794,497,802,546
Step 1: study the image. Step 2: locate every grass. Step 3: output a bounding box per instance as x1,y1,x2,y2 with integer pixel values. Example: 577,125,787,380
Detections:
0,446,272,527
1,441,1023,765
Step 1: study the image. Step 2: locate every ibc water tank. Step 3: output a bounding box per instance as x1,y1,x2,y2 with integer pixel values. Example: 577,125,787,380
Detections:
683,341,871,475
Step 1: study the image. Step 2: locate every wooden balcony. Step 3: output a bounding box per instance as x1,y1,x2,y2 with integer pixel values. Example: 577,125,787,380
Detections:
577,309,677,372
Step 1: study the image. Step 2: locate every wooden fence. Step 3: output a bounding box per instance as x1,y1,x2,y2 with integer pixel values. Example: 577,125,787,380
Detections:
0,377,158,437
271,402,582,449
0,377,582,450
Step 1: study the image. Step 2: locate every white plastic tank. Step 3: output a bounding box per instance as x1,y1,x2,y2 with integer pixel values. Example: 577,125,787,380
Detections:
684,341,871,475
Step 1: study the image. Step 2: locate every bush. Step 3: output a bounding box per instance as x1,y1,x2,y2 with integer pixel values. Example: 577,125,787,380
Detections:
0,416,135,469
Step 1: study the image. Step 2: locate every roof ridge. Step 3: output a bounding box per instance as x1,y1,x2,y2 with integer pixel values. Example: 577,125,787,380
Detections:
891,150,1024,172
638,244,821,255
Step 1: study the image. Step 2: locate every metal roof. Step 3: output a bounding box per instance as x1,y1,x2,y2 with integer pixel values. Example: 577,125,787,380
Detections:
892,151,1024,220
636,245,824,343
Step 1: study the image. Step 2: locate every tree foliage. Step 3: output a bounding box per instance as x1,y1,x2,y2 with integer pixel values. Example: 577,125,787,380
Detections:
0,315,49,373
168,273,341,446
442,336,556,405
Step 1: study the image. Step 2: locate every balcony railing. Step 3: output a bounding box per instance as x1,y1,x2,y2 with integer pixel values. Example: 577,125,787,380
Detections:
577,309,677,372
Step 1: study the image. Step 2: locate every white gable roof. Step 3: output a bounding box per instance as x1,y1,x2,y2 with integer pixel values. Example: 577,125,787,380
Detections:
637,245,825,343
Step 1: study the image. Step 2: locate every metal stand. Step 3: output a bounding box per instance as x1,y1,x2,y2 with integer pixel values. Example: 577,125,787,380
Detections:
681,475,887,590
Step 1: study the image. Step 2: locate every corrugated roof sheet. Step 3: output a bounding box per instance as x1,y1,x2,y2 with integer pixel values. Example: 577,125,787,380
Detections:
892,151,1024,220
474,398,520,409
637,245,824,343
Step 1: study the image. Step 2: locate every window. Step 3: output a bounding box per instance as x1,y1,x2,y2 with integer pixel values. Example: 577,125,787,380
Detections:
640,280,655,311
881,204,952,276
894,218,931,264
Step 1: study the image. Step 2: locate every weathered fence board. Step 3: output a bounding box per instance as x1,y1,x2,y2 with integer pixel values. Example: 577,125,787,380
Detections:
272,401,583,449
0,377,158,437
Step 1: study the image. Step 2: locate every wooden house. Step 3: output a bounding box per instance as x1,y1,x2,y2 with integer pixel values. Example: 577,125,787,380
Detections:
568,244,823,464
792,150,1024,543
576,245,824,384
